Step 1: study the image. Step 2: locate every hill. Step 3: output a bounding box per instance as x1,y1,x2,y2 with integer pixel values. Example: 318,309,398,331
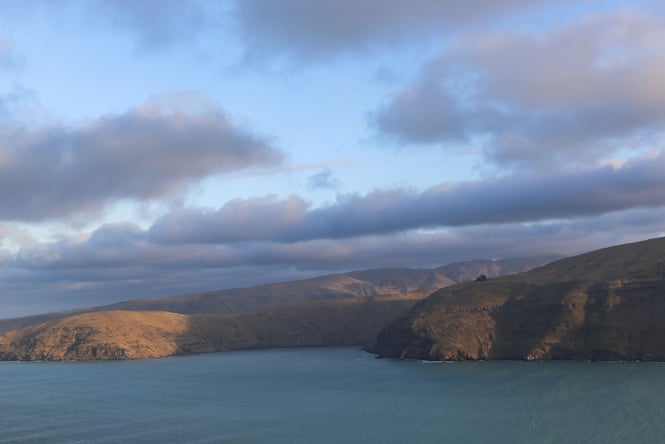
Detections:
0,256,557,335
371,237,665,361
0,293,425,361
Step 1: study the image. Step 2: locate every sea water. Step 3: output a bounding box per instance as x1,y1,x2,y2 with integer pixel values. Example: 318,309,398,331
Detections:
1,347,664,443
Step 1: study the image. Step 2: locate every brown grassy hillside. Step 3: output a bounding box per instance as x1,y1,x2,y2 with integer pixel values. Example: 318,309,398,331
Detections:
372,237,665,361
0,293,425,361
0,311,189,360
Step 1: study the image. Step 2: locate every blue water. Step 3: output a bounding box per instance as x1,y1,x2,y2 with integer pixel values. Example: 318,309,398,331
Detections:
1,347,665,443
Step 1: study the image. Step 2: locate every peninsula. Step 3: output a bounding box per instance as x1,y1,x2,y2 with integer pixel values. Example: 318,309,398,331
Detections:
372,237,665,361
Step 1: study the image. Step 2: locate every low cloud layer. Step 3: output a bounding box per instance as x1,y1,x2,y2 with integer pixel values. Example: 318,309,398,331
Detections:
4,205,663,318
0,95,281,221
149,151,665,243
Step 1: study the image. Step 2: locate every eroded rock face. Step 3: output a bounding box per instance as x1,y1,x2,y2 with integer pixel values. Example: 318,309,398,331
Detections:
372,237,665,361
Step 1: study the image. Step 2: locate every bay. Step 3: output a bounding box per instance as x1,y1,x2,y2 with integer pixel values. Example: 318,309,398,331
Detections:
1,347,664,443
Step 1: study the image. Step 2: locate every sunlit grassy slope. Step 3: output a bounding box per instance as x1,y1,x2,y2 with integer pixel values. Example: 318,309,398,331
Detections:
0,293,425,360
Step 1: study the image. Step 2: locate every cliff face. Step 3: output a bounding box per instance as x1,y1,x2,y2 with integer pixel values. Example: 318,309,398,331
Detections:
372,237,665,361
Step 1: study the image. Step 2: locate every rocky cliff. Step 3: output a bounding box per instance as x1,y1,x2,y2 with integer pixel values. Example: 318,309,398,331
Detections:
372,237,665,361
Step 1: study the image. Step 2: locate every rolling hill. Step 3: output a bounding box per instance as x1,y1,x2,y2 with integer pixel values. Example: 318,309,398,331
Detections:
372,237,665,361
0,293,426,361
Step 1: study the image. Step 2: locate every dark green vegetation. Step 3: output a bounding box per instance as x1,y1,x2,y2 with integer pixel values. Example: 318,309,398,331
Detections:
0,257,554,360
372,237,665,361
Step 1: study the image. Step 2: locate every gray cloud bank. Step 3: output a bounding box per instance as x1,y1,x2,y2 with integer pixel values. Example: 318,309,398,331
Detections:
4,204,663,318
0,96,281,221
149,152,665,243
94,0,217,51
23,0,558,59
374,9,665,168
234,0,554,60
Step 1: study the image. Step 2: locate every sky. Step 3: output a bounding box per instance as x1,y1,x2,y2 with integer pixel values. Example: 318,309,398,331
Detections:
1,0,664,318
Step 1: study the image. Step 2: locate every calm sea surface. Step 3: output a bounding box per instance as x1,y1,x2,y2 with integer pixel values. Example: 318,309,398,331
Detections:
1,347,664,443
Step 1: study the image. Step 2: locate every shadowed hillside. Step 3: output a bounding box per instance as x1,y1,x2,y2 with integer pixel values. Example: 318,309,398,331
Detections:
372,237,665,361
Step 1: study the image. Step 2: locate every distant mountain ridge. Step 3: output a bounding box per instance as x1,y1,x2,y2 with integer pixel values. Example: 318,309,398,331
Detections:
0,255,558,335
372,237,665,361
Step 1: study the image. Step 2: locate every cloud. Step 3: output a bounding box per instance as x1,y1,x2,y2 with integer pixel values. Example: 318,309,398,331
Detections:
92,0,217,51
0,1,223,54
13,207,665,276
0,224,36,251
149,196,309,243
17,147,665,287
371,80,468,144
373,8,665,168
233,0,553,61
0,86,40,123
4,204,664,317
0,94,282,221
0,39,20,70
307,169,340,189
147,150,665,244
0,41,31,120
